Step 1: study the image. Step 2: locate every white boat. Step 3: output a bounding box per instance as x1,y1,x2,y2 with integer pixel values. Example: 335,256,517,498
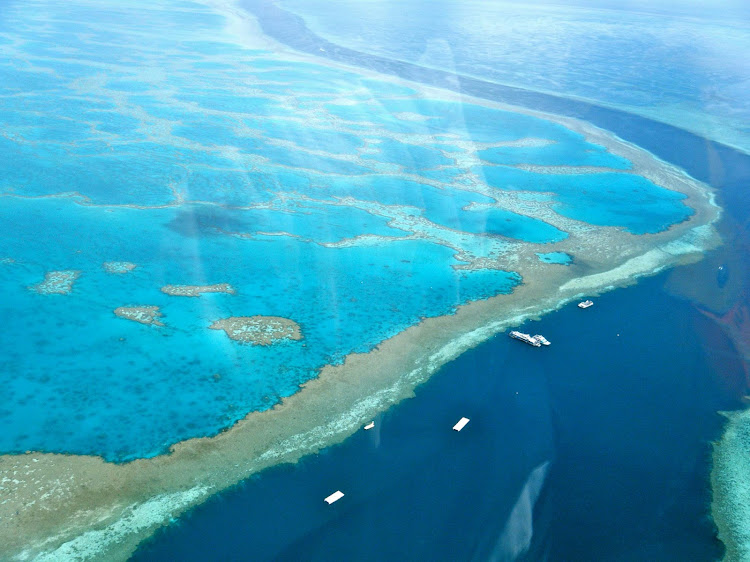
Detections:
533,334,551,346
364,421,375,430
453,417,470,431
578,300,594,309
324,490,344,504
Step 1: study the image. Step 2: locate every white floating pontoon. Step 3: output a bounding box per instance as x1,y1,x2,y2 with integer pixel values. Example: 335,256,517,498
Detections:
324,490,345,504
453,417,470,431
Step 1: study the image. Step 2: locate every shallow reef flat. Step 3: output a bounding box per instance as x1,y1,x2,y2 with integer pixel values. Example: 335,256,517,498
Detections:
712,408,750,562
0,0,724,559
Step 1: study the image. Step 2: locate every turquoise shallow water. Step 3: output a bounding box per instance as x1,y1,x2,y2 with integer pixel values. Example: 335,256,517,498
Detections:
1,196,520,460
479,141,632,169
536,251,572,265
480,167,693,234
0,0,695,460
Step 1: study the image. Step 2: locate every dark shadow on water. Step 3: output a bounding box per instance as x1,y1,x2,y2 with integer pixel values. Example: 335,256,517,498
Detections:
167,206,251,238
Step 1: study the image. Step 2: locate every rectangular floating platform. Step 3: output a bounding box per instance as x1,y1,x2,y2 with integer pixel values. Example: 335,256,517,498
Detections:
324,490,344,504
453,417,470,431
578,300,594,309
364,421,375,430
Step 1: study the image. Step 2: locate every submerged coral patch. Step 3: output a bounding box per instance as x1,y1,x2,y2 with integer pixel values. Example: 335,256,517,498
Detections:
114,306,165,326
103,261,137,274
712,409,750,561
28,270,80,294
209,316,302,345
161,283,236,297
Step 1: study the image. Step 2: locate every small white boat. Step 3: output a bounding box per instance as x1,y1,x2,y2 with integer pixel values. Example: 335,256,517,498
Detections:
453,417,470,431
324,490,344,504
578,300,594,309
364,421,375,430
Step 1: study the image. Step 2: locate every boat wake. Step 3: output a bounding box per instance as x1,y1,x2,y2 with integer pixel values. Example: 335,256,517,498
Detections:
491,461,550,561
